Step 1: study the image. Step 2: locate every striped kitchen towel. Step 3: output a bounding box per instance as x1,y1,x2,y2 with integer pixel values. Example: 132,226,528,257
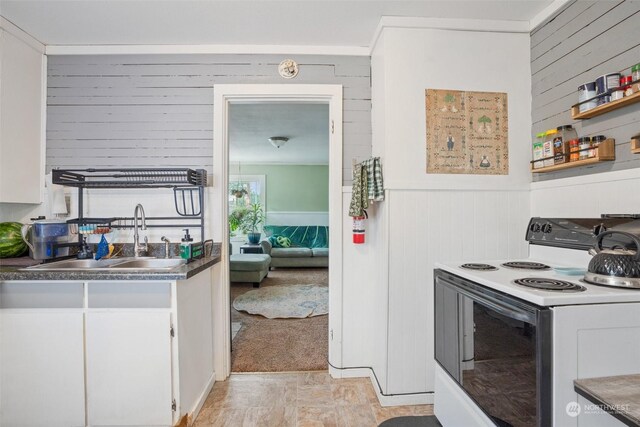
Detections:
361,157,385,202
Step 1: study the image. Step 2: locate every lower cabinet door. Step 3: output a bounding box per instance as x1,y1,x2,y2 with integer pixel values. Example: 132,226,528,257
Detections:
86,310,173,426
0,310,86,427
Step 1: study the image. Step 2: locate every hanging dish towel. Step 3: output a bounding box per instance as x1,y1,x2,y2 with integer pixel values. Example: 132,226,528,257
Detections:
348,164,369,217
361,157,385,202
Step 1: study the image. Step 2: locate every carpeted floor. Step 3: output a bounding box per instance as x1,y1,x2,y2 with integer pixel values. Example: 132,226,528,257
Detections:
230,267,328,372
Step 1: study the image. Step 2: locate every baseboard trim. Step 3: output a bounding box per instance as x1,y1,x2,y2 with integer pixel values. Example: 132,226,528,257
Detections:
188,372,215,426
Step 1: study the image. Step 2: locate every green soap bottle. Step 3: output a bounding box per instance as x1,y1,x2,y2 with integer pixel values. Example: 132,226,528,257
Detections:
180,229,193,260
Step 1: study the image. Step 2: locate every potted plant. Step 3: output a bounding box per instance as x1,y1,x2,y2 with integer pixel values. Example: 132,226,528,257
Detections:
241,203,265,244
228,207,248,236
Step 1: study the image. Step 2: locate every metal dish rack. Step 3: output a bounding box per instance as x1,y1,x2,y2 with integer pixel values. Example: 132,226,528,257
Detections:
53,168,208,260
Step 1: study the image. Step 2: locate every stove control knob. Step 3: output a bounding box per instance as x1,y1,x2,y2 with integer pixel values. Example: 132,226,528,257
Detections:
541,223,553,233
593,224,607,236
529,222,541,233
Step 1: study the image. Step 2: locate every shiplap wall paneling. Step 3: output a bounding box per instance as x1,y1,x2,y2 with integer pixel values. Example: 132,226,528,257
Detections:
531,169,640,217
385,190,530,394
47,54,371,185
531,0,640,181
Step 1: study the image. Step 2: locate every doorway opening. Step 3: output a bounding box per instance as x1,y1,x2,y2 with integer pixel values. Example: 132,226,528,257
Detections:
211,85,343,380
228,102,330,372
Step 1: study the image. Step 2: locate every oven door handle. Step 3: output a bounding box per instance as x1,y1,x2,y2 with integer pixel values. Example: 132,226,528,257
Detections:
451,283,537,323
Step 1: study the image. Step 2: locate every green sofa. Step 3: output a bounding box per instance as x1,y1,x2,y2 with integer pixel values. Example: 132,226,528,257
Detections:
260,225,328,268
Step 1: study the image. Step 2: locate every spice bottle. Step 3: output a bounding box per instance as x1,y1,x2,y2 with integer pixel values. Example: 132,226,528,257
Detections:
623,75,634,97
590,135,606,158
532,132,545,169
633,64,640,82
543,129,557,167
554,125,577,165
578,136,591,160
569,138,580,162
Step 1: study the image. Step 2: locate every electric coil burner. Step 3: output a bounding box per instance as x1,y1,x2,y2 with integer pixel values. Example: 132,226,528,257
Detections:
459,263,498,271
513,277,586,292
501,261,551,270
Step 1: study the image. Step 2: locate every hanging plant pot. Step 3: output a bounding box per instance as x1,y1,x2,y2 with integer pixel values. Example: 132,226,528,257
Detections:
230,189,247,198
247,232,261,244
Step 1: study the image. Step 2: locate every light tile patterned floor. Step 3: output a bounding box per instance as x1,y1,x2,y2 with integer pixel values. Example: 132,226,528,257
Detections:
193,371,434,427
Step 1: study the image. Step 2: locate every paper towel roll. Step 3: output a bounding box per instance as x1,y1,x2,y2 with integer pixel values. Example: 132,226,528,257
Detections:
45,173,68,216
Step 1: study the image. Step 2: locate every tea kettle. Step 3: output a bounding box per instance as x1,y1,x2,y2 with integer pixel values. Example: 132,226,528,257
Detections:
21,218,70,260
584,230,640,288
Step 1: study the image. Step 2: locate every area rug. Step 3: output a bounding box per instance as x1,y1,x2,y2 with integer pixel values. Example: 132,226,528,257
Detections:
231,268,328,372
232,284,328,319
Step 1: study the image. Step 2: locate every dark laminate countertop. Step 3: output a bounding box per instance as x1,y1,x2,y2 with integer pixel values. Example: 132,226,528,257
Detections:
0,255,221,281
574,374,640,427
0,243,222,281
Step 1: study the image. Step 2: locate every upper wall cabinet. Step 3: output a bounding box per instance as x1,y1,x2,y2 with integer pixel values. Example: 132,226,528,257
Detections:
0,20,46,204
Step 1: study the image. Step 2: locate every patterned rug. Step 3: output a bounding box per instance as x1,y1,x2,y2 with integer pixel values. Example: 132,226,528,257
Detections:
232,284,328,319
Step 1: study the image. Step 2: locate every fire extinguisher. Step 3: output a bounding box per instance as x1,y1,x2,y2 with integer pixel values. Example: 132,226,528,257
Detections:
352,210,368,244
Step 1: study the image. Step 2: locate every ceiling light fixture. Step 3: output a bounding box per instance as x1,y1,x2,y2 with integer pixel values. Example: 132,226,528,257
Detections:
268,136,289,149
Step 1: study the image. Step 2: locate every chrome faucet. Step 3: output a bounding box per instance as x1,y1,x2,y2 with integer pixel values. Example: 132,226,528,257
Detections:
133,203,148,257
161,236,171,258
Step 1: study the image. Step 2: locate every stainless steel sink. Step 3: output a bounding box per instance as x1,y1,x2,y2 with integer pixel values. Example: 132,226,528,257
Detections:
24,257,187,271
108,258,187,269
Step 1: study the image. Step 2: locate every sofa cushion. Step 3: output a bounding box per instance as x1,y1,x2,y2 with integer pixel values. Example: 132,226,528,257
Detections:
311,248,329,257
263,225,328,249
229,254,271,271
271,247,312,258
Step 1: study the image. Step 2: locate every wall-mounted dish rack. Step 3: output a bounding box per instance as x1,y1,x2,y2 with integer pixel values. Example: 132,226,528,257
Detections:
52,168,208,260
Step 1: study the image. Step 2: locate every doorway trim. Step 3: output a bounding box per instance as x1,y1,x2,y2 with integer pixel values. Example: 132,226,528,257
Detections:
212,84,343,379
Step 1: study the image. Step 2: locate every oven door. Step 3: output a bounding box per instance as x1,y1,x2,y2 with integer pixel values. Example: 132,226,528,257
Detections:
435,269,551,427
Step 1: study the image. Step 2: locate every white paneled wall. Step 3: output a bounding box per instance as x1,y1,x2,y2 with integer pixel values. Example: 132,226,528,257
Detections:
367,21,532,400
339,187,530,399
385,189,530,394
531,169,640,217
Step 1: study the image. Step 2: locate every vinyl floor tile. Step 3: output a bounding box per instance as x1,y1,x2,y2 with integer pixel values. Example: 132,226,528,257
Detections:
194,372,435,427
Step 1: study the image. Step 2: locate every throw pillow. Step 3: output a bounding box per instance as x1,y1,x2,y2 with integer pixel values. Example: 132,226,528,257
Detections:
269,235,292,248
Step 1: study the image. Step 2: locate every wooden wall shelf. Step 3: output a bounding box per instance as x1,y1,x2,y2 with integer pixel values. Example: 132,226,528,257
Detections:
531,139,615,173
571,90,640,119
631,136,640,154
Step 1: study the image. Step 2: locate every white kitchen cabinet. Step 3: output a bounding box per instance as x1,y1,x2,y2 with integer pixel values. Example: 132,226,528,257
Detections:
0,282,86,427
0,19,46,204
86,310,173,426
85,281,175,426
0,268,216,427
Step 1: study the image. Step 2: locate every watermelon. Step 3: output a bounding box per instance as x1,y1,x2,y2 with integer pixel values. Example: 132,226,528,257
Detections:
0,222,28,258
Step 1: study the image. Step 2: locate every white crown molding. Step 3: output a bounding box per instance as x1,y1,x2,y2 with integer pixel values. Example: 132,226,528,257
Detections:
529,0,573,32
369,16,530,53
0,16,45,54
44,43,369,56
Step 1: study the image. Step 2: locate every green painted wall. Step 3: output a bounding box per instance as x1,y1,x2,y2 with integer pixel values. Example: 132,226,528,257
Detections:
230,164,328,212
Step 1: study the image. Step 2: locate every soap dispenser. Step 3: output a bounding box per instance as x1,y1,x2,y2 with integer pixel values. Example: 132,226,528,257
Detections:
180,229,193,260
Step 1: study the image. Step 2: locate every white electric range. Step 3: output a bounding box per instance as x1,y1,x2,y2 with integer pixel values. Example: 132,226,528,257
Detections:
434,216,640,427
